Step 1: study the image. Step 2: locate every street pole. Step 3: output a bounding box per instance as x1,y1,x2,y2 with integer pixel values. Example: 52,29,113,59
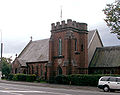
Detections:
1,43,3,63
0,30,3,72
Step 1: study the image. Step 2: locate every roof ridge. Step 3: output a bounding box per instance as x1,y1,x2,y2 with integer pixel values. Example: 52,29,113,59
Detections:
18,40,32,58
32,38,49,42
88,30,96,48
97,45,120,49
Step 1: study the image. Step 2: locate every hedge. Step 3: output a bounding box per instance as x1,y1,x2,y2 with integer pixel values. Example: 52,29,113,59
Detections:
26,74,36,82
7,74,36,82
55,74,120,86
55,75,70,84
6,74,120,86
69,74,102,86
7,74,14,80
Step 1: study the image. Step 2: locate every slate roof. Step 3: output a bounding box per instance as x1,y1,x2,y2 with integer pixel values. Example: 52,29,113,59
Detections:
18,39,49,64
17,58,26,66
89,46,120,67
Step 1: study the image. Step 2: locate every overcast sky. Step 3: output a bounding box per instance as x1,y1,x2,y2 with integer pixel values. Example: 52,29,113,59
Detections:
0,0,120,59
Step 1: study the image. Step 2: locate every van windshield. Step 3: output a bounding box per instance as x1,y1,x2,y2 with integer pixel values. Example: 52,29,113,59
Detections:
100,77,109,81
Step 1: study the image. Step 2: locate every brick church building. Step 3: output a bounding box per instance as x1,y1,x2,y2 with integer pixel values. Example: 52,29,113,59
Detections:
12,19,104,80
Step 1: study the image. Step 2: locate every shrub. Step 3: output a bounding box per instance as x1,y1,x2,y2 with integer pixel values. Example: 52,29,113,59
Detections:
7,74,14,80
12,74,18,81
48,76,55,83
36,76,45,82
55,75,70,84
17,74,26,81
69,74,103,86
54,74,120,86
36,77,41,82
10,74,36,82
55,74,120,86
26,74,36,82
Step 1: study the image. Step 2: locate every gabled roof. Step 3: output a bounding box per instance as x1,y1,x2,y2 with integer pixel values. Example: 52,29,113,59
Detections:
88,30,95,45
18,39,49,63
88,29,103,48
89,46,120,67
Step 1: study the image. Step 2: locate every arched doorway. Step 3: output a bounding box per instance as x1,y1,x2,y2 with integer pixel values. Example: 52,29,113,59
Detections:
57,66,62,75
15,68,17,74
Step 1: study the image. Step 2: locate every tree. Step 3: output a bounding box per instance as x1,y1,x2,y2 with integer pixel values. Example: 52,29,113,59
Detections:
103,0,120,39
1,57,12,77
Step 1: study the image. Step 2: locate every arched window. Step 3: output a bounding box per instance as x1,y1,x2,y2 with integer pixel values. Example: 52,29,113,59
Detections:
45,65,47,80
32,65,34,74
36,65,38,75
27,65,30,74
40,65,43,76
58,38,62,56
75,39,77,51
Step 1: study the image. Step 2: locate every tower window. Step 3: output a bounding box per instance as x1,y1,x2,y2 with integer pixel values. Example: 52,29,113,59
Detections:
58,38,62,56
81,44,84,51
75,39,77,51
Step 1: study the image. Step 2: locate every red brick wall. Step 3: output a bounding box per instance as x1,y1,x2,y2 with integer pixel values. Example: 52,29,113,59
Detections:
12,58,27,74
27,62,47,79
48,19,88,79
12,58,20,74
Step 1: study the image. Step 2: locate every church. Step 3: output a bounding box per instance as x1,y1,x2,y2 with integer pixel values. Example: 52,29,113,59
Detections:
12,19,120,80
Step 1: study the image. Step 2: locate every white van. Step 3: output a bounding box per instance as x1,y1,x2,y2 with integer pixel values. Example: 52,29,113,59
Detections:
98,76,120,92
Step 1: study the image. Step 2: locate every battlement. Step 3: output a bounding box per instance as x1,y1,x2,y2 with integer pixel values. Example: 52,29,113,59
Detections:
51,19,87,31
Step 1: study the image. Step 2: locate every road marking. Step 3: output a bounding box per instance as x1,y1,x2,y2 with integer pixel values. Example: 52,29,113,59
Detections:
0,85,29,90
0,90,72,95
5,88,9,90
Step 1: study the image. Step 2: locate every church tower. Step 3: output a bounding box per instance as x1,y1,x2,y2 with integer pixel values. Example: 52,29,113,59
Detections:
47,19,88,80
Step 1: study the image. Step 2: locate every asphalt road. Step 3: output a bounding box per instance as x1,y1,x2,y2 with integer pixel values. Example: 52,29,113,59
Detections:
0,83,120,95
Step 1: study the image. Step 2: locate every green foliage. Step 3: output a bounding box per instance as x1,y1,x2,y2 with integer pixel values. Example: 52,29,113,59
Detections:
26,74,36,82
54,74,120,86
36,77,41,82
69,74,102,86
48,76,55,83
55,75,70,84
36,76,45,82
7,74,14,80
103,0,120,39
15,74,26,81
1,57,12,77
12,74,17,81
9,74,36,82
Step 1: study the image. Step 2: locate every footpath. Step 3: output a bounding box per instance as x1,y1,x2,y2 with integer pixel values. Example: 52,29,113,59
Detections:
0,79,99,91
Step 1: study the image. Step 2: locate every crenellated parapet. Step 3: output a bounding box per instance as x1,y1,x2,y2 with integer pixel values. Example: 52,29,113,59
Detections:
51,19,87,32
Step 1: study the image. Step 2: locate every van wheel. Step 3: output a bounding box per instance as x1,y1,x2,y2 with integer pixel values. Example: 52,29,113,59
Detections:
103,86,109,92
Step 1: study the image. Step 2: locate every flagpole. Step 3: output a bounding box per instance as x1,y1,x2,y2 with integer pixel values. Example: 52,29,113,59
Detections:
60,6,62,21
